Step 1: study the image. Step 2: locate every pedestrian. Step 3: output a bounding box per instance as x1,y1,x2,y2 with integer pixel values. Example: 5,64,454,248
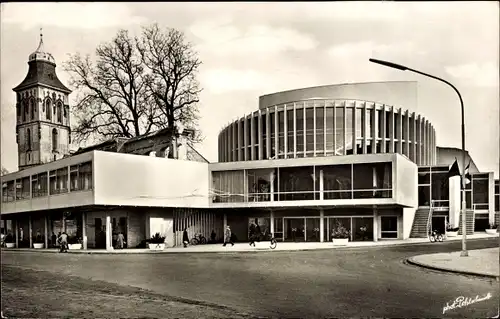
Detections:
255,221,261,243
222,225,234,247
51,232,57,248
210,229,216,243
183,228,189,248
116,232,125,249
249,221,256,247
58,231,68,253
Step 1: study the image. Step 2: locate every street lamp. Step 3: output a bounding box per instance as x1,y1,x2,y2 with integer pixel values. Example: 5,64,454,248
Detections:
369,58,468,257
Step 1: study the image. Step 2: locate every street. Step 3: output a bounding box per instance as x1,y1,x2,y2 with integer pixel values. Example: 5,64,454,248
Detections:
2,238,499,318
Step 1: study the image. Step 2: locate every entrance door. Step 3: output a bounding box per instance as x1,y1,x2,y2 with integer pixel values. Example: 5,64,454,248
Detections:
380,216,398,239
431,216,446,234
284,218,305,242
305,218,320,242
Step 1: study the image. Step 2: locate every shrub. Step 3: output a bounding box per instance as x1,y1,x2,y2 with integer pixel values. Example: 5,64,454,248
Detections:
148,233,166,244
331,221,350,239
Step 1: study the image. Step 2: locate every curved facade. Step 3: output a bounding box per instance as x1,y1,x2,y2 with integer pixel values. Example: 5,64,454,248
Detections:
218,82,436,166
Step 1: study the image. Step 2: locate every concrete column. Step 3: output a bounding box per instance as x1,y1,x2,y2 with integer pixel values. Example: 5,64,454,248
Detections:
223,213,227,232
381,105,387,153
352,103,357,155
284,105,288,159
313,103,317,155
266,108,271,159
237,119,242,161
343,101,347,155
250,113,255,160
488,172,495,224
270,210,275,237
105,214,112,251
373,208,378,242
293,103,297,158
44,215,48,248
323,102,327,156
82,211,87,250
15,219,19,248
303,106,306,156
258,110,263,160
389,106,395,153
29,215,33,248
362,103,367,154
371,104,376,154
319,208,324,242
333,102,337,155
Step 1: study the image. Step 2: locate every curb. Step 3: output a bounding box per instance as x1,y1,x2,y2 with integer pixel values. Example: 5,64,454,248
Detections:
406,256,500,280
2,237,497,255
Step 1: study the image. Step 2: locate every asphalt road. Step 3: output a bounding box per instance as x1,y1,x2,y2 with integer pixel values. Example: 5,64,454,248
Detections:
2,238,499,318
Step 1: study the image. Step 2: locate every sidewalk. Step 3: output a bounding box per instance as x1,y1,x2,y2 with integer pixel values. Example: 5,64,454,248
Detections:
2,233,497,254
407,247,500,279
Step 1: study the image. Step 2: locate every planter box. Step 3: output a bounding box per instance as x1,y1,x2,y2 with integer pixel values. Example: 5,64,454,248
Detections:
68,244,82,250
332,238,349,246
33,243,44,249
148,243,166,251
446,231,458,237
485,229,498,235
5,243,15,248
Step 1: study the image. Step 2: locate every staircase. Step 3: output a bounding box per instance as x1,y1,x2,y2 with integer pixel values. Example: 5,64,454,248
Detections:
410,208,432,238
457,210,474,235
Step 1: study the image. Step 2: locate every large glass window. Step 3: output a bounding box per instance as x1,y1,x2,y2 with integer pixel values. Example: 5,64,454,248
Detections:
212,170,245,203
270,112,276,158
305,107,314,154
322,164,352,199
296,107,304,156
355,108,362,139
287,109,294,154
19,177,30,200
345,107,353,146
49,167,68,195
352,217,373,241
278,166,314,201
261,114,267,158
315,106,324,153
32,172,48,198
431,172,449,207
2,181,15,202
472,178,489,209
377,110,383,138
70,162,93,192
352,162,392,198
246,168,275,202
419,186,431,206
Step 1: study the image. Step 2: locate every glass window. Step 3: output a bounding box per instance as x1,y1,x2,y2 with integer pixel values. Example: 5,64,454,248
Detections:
352,162,392,198
366,109,372,139
287,109,294,154
418,185,430,206
335,107,344,155
19,177,30,200
30,99,35,120
322,164,352,199
32,172,48,198
377,110,383,138
472,179,489,206
431,172,449,205
385,112,391,138
261,114,267,158
49,168,69,195
352,217,373,241
212,170,245,203
355,108,362,139
270,112,276,158
296,107,304,155
2,181,15,202
52,128,58,151
402,114,408,140
246,168,274,202
345,107,353,144
305,108,314,153
278,166,314,201
315,107,324,152
70,162,93,192
278,110,285,157
418,172,431,185
246,118,251,146
381,216,398,238
394,114,400,139
325,107,334,151
46,100,52,120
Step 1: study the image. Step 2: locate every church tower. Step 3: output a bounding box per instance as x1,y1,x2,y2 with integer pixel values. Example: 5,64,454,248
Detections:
13,31,72,170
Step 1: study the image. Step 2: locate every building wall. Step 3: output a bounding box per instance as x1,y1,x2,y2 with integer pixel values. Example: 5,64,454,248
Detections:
258,81,418,111
219,86,435,166
436,147,479,173
93,151,210,208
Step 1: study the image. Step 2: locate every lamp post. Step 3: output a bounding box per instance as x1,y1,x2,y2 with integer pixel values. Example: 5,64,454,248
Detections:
369,58,468,257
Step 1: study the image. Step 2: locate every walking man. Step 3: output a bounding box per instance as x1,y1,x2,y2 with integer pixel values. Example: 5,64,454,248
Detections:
183,228,189,248
249,221,256,247
222,225,234,247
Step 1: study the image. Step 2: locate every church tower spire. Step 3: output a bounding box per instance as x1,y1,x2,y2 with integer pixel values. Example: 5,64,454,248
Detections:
12,31,72,170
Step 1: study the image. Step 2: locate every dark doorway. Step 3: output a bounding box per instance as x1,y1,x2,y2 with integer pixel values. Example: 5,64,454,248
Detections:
431,216,446,234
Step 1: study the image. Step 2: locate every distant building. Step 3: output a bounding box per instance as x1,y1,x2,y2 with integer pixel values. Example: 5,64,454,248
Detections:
1,38,498,249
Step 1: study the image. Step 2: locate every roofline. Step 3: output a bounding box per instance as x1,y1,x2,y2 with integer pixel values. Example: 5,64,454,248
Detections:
13,82,72,94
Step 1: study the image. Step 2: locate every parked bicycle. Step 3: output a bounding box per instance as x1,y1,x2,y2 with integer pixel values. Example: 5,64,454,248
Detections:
429,230,444,243
190,233,207,245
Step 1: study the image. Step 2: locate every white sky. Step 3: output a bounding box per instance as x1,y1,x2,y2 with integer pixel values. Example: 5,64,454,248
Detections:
1,2,498,177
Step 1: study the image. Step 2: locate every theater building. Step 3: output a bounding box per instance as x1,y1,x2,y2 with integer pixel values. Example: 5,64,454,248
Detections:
1,38,498,249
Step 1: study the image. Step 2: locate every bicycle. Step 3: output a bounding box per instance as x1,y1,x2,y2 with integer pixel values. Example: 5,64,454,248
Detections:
429,230,444,243
190,233,207,245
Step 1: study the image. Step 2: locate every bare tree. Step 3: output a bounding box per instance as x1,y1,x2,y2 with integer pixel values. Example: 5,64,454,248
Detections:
63,29,168,145
137,23,203,144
